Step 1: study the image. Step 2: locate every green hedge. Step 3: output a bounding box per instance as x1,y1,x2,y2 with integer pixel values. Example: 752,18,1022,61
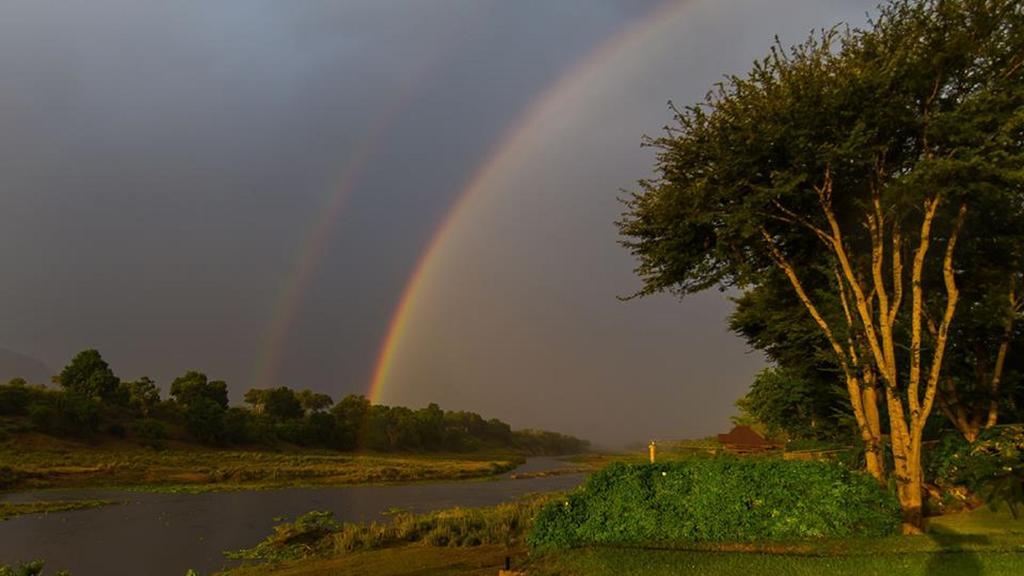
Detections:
529,458,899,550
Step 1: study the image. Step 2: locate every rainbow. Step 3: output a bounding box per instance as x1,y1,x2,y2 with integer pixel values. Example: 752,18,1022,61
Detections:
366,0,691,403
251,138,377,390
253,65,435,389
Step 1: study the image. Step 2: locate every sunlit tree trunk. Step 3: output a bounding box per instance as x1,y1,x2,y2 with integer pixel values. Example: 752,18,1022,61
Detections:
764,167,965,533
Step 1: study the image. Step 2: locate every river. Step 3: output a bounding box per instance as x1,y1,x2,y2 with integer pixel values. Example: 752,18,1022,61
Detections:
0,457,584,575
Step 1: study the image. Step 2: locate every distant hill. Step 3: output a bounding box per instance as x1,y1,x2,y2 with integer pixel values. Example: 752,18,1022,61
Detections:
0,348,53,384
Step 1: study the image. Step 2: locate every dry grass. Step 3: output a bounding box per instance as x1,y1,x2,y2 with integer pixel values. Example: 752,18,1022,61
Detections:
0,434,520,492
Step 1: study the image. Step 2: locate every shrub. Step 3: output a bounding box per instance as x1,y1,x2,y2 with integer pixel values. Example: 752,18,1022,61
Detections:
184,397,224,444
928,425,1024,516
133,419,168,450
0,384,31,416
223,407,253,444
529,458,899,550
0,561,70,576
28,394,99,437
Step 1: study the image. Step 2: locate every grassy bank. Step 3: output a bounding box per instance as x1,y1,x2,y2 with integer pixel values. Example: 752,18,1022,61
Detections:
0,434,521,492
0,499,117,520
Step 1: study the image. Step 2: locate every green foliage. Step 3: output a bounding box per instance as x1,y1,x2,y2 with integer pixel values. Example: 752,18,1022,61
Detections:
618,0,1024,469
223,407,254,444
133,418,168,450
0,561,69,576
262,387,303,420
529,459,899,550
0,380,33,415
170,371,228,410
57,349,120,401
928,425,1024,516
296,390,334,413
28,393,99,437
228,496,555,565
734,367,847,442
184,397,225,444
5,350,587,454
120,377,161,417
227,510,340,562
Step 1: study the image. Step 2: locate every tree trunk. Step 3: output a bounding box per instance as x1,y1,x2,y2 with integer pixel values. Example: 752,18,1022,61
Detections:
896,462,924,534
861,377,885,482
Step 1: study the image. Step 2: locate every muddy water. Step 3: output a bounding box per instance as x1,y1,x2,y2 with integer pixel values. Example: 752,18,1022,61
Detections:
0,457,584,576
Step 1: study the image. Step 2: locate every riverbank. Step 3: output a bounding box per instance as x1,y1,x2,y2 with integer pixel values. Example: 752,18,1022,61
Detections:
0,434,524,492
0,457,584,575
0,499,116,520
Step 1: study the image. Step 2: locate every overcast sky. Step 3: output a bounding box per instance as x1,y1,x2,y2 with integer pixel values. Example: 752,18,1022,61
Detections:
0,0,879,446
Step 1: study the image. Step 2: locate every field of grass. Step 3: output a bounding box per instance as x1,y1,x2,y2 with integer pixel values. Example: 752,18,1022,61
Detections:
0,499,117,520
0,434,521,492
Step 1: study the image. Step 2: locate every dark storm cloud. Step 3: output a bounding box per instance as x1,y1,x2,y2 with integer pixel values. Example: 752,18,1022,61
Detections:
0,0,657,387
1,1,876,445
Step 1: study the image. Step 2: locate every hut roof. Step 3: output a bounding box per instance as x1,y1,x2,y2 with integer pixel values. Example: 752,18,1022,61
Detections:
717,425,770,446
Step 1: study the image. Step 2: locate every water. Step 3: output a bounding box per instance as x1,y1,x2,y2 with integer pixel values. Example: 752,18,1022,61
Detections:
0,457,584,576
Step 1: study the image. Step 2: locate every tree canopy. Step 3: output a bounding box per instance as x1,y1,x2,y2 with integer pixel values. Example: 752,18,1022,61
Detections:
57,349,120,401
620,0,1024,531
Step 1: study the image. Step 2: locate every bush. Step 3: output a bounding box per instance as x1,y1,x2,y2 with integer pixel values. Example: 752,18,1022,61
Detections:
133,419,167,450
0,561,69,576
0,384,31,416
184,397,225,444
928,425,1024,515
223,407,253,444
29,394,99,437
529,458,899,550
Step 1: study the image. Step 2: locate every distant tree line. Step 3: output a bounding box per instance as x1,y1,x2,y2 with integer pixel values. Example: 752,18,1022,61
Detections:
0,349,588,455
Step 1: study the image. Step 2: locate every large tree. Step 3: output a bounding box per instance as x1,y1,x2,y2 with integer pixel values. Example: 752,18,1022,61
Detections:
619,0,1023,531
57,349,120,401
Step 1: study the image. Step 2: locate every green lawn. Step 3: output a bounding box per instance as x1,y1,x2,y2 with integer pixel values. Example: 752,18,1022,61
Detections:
529,508,1024,576
533,547,1024,576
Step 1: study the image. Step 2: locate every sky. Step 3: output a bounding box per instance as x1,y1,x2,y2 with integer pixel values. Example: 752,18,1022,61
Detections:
0,0,880,447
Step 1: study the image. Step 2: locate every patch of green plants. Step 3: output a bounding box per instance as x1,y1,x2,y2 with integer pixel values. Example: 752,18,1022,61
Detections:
927,425,1024,515
0,561,69,576
529,458,899,550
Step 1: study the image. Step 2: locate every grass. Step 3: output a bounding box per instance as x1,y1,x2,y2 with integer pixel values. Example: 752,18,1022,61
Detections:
528,507,1024,576
0,499,117,520
0,434,521,492
531,547,1024,576
224,494,558,568
224,544,516,576
220,504,1024,576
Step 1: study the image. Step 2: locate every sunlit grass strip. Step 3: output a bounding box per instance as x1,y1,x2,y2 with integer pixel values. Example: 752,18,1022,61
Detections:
0,445,521,491
0,499,117,520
